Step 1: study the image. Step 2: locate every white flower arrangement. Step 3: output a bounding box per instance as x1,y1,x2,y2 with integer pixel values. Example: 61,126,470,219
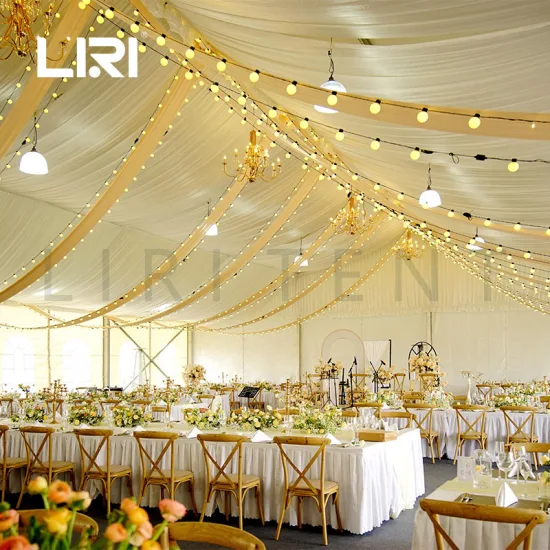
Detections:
230,406,282,430
183,364,206,388
112,403,152,428
292,404,344,435
409,351,440,374
375,391,402,408
492,392,530,408
157,386,183,405
68,403,104,426
183,407,224,429
250,380,275,393
313,360,342,379
372,365,394,386
423,389,454,409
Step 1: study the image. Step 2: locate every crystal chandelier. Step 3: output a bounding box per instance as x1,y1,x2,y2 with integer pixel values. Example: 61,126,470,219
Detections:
330,193,372,235
223,130,281,183
395,229,425,261
0,0,56,61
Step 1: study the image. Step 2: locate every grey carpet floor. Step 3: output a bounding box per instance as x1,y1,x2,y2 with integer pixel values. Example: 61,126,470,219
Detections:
14,458,456,549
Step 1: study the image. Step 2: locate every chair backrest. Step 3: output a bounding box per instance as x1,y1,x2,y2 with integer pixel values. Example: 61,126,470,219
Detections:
419,498,547,550
197,434,246,490
392,373,406,392
197,395,215,409
510,442,550,455
306,374,322,393
402,391,425,404
0,425,9,469
351,374,369,391
501,407,537,442
74,428,113,478
404,404,435,433
163,521,265,550
0,399,13,416
476,384,496,400
419,373,439,392
354,401,382,418
453,395,468,405
19,426,55,475
341,409,359,418
381,410,413,428
100,399,120,413
131,400,152,410
19,509,99,538
276,408,299,416
454,406,487,438
134,431,178,489
273,436,329,495
44,399,64,416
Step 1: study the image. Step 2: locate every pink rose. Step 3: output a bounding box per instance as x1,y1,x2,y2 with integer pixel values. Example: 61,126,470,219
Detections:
0,536,34,550
158,499,186,522
128,520,153,546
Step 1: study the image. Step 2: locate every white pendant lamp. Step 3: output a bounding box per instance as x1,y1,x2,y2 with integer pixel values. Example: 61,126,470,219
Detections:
314,39,346,114
419,165,442,208
294,238,309,267
205,200,218,236
20,119,48,175
466,231,485,251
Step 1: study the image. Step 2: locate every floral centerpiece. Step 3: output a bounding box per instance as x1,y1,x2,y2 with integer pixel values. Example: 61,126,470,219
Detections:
230,406,282,430
207,383,226,393
409,351,440,374
250,380,275,393
492,392,530,408
313,360,342,379
375,391,402,408
424,389,454,409
11,400,48,423
183,364,206,389
292,405,344,435
287,385,312,408
156,386,182,406
0,476,185,550
67,403,103,426
183,407,224,429
17,383,31,396
112,403,152,428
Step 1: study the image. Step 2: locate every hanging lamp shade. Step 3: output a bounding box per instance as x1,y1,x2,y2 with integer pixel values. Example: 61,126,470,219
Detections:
205,223,218,236
314,78,347,114
418,187,441,208
20,147,48,175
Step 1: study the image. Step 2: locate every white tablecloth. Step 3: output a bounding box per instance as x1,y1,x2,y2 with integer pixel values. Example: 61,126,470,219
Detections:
412,478,550,550
5,427,423,535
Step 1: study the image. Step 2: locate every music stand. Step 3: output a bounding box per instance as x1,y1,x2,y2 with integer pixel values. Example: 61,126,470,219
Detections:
238,386,260,409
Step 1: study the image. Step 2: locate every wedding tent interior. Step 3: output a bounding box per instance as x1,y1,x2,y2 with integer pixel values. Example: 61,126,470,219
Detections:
1,0,550,549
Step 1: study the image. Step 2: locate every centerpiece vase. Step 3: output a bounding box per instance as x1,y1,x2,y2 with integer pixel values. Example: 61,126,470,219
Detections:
466,376,473,405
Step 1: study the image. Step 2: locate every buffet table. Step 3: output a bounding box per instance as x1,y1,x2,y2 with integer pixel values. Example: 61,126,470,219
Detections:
5,426,424,535
412,477,550,550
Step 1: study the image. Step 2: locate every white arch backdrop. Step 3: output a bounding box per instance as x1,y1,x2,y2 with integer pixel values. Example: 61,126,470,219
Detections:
321,330,365,372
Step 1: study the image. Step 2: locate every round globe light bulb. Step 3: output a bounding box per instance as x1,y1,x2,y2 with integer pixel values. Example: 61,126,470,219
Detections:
160,57,169,67
138,43,146,53
116,29,124,39
156,35,166,46
327,93,338,106
249,70,260,83
508,159,519,172
370,139,381,151
105,7,114,18
410,148,421,160
268,108,277,119
286,82,297,95
335,130,344,141
130,22,139,33
469,114,481,129
210,83,219,93
185,48,195,59
370,100,381,114
417,108,429,123
237,95,246,106
216,60,227,72
184,70,193,80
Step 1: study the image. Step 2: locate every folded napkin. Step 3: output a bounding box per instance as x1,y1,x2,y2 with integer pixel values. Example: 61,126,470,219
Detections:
249,430,272,443
325,433,341,445
508,463,536,480
387,423,399,432
187,427,202,439
133,425,145,432
496,482,518,507
77,423,91,429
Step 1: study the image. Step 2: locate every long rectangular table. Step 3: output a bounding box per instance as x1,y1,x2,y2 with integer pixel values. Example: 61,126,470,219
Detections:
412,477,550,550
5,426,424,535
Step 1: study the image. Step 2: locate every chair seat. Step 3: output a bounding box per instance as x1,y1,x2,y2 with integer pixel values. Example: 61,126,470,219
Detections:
88,464,132,477
420,430,438,439
510,435,538,442
212,474,260,489
461,432,487,440
4,457,26,468
150,469,193,482
292,479,338,495
33,461,75,473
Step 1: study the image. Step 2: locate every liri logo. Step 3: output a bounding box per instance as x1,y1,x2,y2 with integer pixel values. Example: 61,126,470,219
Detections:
37,37,138,78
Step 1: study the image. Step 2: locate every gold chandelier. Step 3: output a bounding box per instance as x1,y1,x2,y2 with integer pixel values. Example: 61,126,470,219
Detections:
395,229,425,260
330,193,372,235
223,130,281,182
0,0,55,60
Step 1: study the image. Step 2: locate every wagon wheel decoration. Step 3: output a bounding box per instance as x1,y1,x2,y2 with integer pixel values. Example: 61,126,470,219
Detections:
408,341,440,388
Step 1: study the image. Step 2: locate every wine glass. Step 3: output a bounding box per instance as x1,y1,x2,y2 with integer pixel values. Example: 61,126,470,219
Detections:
497,451,514,481
519,459,533,497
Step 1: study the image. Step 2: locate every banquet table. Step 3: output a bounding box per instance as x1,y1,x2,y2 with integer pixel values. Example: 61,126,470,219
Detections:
412,477,550,550
394,408,550,459
5,425,424,535
237,390,280,410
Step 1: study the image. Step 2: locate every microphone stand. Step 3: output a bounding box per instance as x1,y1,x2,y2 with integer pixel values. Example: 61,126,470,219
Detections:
347,356,358,409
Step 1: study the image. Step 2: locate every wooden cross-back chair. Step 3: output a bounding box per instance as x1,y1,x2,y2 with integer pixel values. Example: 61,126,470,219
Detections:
44,399,64,417
0,425,25,501
351,374,370,398
420,498,547,550
17,426,76,508
99,399,120,413
133,431,197,512
0,398,14,416
402,391,425,404
273,436,343,546
403,403,440,462
511,442,550,467
250,388,265,411
19,509,99,539
540,395,550,409
74,428,133,515
223,387,241,411
354,401,382,419
197,394,215,409
197,434,264,531
419,373,439,392
161,522,266,550
130,399,152,410
380,410,413,428
392,373,406,393
501,406,539,466
453,405,488,464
